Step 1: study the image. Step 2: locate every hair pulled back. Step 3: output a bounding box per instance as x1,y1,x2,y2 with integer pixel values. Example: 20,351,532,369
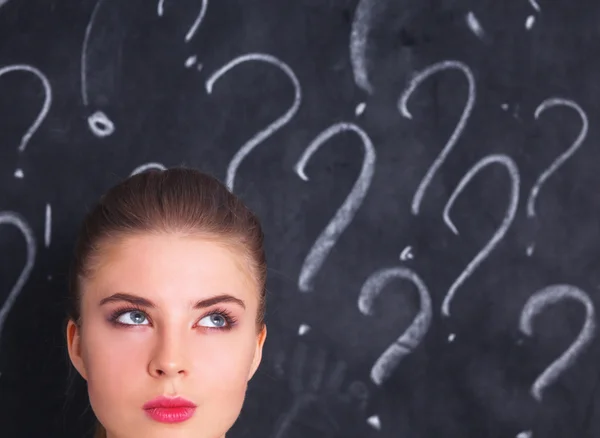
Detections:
64,168,267,438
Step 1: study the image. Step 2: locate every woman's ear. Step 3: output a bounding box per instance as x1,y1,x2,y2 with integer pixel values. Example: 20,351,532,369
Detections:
66,319,88,380
248,325,267,381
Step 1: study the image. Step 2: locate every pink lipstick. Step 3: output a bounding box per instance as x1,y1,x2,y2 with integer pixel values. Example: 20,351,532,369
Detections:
143,396,196,423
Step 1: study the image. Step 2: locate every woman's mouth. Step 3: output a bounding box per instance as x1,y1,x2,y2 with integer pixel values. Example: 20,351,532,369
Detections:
143,395,197,423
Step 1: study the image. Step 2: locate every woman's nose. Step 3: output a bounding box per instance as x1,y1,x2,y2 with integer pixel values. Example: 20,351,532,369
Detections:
148,329,191,378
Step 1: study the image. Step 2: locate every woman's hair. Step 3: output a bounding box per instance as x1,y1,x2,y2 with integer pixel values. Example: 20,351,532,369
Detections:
63,167,267,438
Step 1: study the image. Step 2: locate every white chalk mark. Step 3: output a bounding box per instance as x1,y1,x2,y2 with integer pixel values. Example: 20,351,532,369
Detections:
87,110,115,138
525,16,535,29
448,333,456,342
206,53,302,192
298,324,310,336
81,0,106,107
527,244,535,256
528,0,541,12
399,61,476,216
466,11,485,40
184,56,203,72
400,246,413,261
517,431,532,438
14,169,23,179
157,0,208,42
527,98,588,218
47,275,52,281
184,0,208,42
0,65,52,152
0,212,36,342
520,284,595,401
294,122,376,292
0,0,11,8
441,154,520,316
130,162,166,176
350,0,375,94
526,0,540,29
185,55,197,68
501,103,509,110
44,203,51,248
355,102,367,116
359,266,432,385
80,0,117,137
367,415,381,430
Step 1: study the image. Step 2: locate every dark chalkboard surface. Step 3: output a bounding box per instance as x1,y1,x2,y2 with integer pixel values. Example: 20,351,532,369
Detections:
1,0,600,437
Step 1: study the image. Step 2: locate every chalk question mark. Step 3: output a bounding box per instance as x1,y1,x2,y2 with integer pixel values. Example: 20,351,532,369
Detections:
157,0,208,70
81,0,117,138
519,284,595,401
0,65,52,178
358,266,432,385
82,0,211,135
0,212,36,346
399,60,476,216
294,122,376,292
526,98,588,256
441,154,520,317
205,53,301,192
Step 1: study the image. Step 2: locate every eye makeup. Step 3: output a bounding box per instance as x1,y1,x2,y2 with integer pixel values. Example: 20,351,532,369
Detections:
106,304,239,332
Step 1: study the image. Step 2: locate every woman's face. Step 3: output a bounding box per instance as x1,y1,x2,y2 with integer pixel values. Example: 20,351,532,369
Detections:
66,233,267,438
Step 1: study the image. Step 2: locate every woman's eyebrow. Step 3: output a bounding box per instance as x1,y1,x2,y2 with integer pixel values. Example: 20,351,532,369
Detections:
98,292,246,310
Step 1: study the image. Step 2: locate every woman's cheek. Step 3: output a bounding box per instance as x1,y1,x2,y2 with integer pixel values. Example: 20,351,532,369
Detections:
198,336,255,379
83,325,147,377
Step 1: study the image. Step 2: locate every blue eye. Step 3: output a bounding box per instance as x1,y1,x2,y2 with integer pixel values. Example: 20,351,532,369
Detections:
116,310,149,326
199,313,228,328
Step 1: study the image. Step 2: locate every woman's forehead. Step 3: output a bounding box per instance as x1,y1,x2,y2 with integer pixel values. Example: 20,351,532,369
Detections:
83,233,260,304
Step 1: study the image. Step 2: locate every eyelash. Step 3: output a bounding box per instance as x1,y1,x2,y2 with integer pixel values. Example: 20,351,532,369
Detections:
107,305,238,332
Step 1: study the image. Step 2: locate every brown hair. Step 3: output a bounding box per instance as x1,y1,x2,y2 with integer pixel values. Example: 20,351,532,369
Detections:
64,167,267,438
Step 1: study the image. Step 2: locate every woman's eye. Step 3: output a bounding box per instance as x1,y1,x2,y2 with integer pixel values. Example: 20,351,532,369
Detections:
117,310,149,325
198,313,228,328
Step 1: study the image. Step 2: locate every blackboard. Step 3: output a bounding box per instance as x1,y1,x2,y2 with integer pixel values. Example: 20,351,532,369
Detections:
1,0,600,437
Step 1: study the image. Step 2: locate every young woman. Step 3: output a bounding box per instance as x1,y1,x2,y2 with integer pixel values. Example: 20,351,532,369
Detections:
64,167,268,438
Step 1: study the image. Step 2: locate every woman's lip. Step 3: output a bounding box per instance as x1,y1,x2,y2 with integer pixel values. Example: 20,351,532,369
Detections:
144,406,196,423
143,395,197,409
